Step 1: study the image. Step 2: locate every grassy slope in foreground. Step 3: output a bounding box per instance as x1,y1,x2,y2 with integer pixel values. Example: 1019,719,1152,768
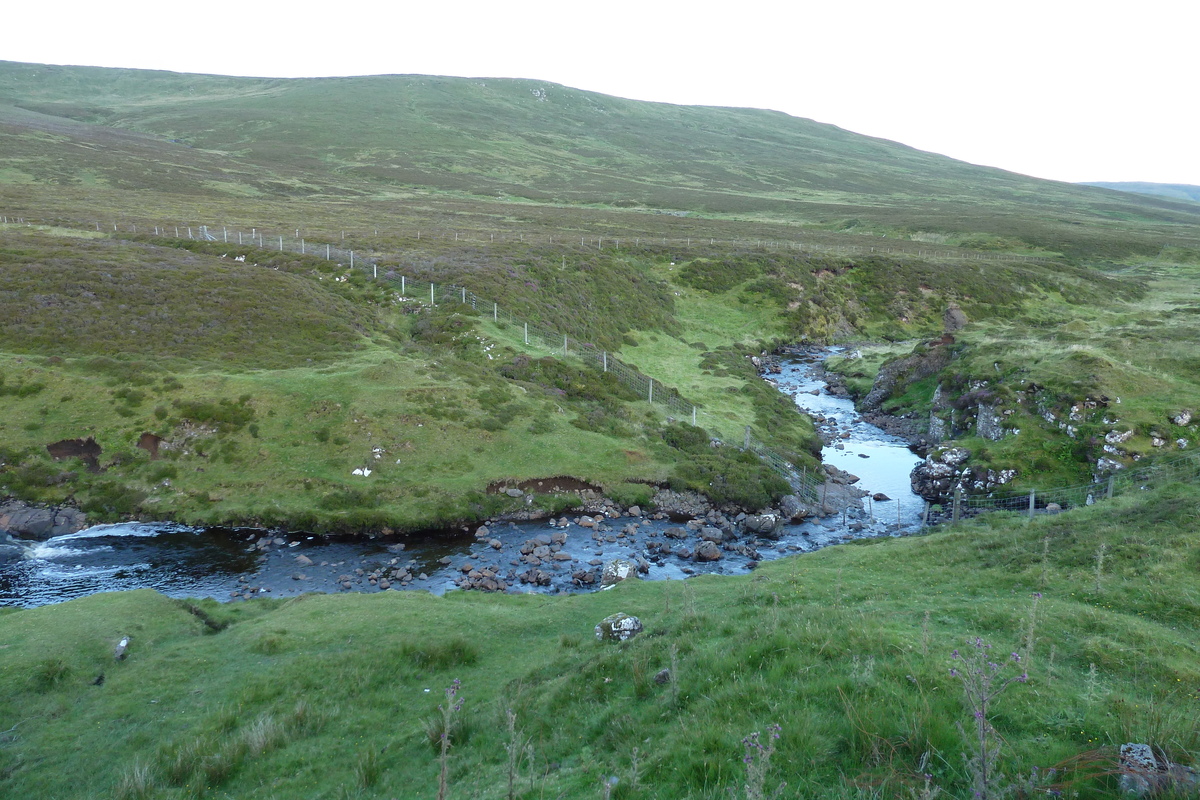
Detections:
1,482,1197,798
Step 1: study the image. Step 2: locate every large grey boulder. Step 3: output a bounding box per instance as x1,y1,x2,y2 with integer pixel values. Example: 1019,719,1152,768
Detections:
694,541,722,562
0,501,88,541
742,513,782,539
944,303,968,333
1118,743,1200,796
778,494,808,522
600,559,637,586
594,612,643,642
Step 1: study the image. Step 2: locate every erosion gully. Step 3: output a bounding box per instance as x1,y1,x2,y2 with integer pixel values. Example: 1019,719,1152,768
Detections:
1,348,925,608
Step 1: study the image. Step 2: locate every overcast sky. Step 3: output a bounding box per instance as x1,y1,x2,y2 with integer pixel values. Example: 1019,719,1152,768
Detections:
7,0,1197,185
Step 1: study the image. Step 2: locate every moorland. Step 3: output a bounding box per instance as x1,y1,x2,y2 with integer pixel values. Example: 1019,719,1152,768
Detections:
0,60,1198,799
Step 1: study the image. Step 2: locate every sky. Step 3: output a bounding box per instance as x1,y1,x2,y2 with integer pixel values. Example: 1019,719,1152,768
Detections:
7,0,1198,185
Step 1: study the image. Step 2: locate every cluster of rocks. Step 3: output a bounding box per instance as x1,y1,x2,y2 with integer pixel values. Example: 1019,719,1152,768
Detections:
909,446,1018,504
0,500,87,541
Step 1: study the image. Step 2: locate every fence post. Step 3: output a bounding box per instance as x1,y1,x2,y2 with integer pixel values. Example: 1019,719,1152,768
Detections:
524,323,528,345
692,406,696,426
462,287,467,304
401,276,405,294
301,239,305,254
430,283,435,305
1028,489,1036,520
326,244,330,259
279,236,283,252
187,227,193,239
373,264,377,279
648,378,653,403
953,488,961,522
744,426,751,449
350,251,354,268
602,352,607,372
223,227,228,243
493,303,497,322
1106,475,1115,500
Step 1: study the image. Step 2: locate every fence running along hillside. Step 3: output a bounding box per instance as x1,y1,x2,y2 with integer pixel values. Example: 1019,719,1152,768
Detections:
949,449,1200,521
0,215,822,500
17,213,1191,519
0,214,1056,265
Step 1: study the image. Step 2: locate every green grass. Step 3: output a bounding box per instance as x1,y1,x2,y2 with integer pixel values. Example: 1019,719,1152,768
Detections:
832,259,1200,491
4,60,1200,263
2,482,1197,798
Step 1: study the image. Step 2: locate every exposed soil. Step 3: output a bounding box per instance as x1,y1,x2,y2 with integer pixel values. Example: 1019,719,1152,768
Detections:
487,476,603,494
45,437,102,473
137,432,163,459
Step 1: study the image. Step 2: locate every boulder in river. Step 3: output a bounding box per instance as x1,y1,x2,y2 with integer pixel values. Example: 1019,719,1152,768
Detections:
742,513,782,539
600,559,636,586
694,541,722,562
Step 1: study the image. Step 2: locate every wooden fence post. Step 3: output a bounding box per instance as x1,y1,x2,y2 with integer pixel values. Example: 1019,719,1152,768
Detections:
953,488,961,522
1028,489,1036,520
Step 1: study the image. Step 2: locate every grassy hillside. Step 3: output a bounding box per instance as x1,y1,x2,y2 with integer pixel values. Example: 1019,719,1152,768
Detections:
1083,182,1200,204
827,257,1200,491
4,61,1200,262
0,224,825,530
1,481,1197,798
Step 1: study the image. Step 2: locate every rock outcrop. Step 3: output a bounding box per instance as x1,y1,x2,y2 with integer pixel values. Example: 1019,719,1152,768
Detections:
0,501,88,540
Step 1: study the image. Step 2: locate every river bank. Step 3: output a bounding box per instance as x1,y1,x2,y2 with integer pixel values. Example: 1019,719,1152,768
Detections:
1,348,930,608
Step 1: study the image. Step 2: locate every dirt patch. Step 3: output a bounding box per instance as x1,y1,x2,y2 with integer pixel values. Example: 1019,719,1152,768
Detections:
487,476,602,495
46,437,102,473
137,432,163,459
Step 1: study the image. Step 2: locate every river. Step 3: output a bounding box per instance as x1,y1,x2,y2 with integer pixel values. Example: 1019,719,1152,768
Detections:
0,349,925,608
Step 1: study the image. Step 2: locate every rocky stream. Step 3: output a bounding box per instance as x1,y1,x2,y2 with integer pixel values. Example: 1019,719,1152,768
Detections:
0,349,927,608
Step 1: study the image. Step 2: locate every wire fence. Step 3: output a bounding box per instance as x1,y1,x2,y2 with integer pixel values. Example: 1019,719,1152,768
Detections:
3,215,823,500
390,276,822,503
0,214,1056,265
946,449,1200,520
30,211,1200,515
